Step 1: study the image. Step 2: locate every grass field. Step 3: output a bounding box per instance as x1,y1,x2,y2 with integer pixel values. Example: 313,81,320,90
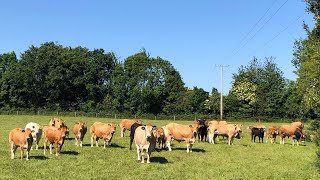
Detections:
0,115,319,180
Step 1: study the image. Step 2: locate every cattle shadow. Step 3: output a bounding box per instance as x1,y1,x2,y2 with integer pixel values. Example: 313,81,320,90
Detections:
171,147,206,153
64,137,74,141
110,143,125,149
61,151,79,155
30,155,49,160
150,156,169,164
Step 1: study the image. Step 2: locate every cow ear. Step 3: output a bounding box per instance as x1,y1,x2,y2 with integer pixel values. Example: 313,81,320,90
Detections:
152,125,157,128
108,124,112,127
141,127,145,130
189,125,193,128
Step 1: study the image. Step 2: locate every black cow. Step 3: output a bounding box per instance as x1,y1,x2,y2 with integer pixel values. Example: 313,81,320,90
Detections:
197,119,208,142
129,122,143,150
251,127,265,143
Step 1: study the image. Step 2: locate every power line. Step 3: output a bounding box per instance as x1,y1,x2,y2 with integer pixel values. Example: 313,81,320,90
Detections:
231,0,278,54
251,14,304,54
232,0,289,56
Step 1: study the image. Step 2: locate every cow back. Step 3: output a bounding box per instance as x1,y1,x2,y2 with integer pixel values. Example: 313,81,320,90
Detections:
164,123,196,140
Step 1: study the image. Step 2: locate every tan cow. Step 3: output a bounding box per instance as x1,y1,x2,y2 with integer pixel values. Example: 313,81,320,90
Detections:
43,126,67,156
49,117,69,138
134,125,157,163
163,122,199,153
9,128,33,160
90,122,117,148
214,123,242,145
279,125,304,146
266,126,280,144
208,123,218,144
119,119,143,137
73,121,87,147
155,127,165,150
291,121,304,130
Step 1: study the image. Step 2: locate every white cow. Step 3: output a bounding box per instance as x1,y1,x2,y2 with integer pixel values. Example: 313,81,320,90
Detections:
25,122,43,150
134,125,157,163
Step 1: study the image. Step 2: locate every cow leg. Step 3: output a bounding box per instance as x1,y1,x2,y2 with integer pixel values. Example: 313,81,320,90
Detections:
20,146,24,160
49,143,53,154
10,143,16,159
121,128,125,137
166,137,172,151
35,138,39,150
96,137,99,147
141,149,145,163
135,144,141,161
80,135,83,147
147,150,151,163
43,139,47,155
55,142,59,156
91,135,94,147
130,137,134,150
75,135,79,146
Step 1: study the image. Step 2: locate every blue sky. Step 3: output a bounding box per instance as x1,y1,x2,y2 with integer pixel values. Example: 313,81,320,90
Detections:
0,0,314,94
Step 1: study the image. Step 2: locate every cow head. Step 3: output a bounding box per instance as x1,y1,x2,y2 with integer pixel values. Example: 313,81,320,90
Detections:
142,125,157,140
76,121,86,133
234,123,242,139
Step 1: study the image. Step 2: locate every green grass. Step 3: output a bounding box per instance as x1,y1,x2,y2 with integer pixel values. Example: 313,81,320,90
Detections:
0,115,319,179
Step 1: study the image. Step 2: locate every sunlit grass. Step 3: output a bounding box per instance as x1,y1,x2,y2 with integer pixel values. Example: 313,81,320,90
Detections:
0,115,319,179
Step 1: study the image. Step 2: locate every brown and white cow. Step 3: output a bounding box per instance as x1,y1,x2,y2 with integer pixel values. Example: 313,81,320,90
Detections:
73,121,87,147
43,126,67,156
279,125,305,146
9,128,33,160
25,122,42,150
214,123,242,145
155,127,165,150
119,119,143,137
266,125,280,144
134,125,157,163
90,122,117,148
163,122,199,153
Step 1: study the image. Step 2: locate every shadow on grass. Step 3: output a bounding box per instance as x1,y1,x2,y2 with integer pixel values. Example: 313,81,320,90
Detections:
150,156,170,164
81,143,125,149
171,147,206,153
61,151,79,155
64,137,74,141
30,155,49,160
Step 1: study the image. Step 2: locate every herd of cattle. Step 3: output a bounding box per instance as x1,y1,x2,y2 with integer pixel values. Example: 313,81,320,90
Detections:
8,118,305,163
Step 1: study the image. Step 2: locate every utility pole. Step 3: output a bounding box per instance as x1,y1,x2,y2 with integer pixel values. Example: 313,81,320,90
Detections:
220,65,223,120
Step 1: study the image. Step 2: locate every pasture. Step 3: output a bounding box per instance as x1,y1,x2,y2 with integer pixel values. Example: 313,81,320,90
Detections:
0,115,319,179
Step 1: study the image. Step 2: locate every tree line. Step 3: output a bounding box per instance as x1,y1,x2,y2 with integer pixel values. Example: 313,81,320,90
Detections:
0,1,319,122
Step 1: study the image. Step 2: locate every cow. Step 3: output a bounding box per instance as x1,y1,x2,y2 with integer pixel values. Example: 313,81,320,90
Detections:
196,119,208,142
119,119,143,137
279,125,305,146
291,121,304,130
214,123,242,145
9,128,33,160
266,126,280,144
134,125,157,163
25,122,42,150
49,117,69,138
129,122,143,150
43,126,67,156
73,121,87,147
155,127,165,150
208,123,218,144
163,122,199,153
90,122,117,148
251,127,265,143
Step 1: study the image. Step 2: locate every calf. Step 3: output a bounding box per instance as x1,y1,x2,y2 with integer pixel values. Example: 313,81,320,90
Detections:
266,126,280,144
90,122,117,148
251,127,265,143
196,119,208,142
208,123,218,144
134,125,157,163
25,122,42,150
73,121,87,147
119,119,143,137
155,127,165,150
9,128,33,160
43,126,67,156
129,122,143,150
163,122,199,153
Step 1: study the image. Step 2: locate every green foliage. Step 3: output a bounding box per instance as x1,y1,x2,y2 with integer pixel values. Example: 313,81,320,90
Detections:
229,57,286,118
